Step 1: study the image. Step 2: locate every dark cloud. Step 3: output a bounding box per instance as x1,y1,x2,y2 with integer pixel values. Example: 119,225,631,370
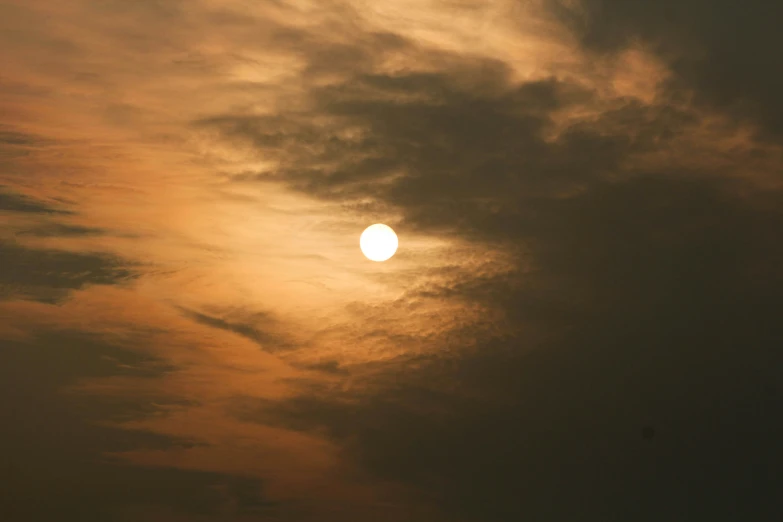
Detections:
0,187,132,301
0,127,43,142
179,305,351,375
203,60,695,242
177,306,294,352
16,222,107,237
5,469,271,522
239,175,783,521
207,49,783,521
0,186,71,215
0,129,42,147
0,127,53,165
0,330,272,521
0,241,136,303
550,0,783,138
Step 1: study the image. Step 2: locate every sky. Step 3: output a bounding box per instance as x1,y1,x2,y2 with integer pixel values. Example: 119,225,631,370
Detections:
1,0,782,520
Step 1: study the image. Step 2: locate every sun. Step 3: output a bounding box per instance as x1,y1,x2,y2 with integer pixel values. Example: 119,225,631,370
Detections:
360,224,398,262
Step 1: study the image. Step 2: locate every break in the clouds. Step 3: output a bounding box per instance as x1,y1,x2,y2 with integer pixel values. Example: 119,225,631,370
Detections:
1,1,782,521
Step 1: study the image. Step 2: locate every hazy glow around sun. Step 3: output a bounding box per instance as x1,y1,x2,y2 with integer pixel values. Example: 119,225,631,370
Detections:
360,224,398,262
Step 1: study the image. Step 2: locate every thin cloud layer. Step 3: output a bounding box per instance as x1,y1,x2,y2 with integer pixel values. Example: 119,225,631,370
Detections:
1,0,782,521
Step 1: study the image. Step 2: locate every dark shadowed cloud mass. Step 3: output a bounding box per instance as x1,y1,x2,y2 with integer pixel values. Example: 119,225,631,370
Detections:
1,0,782,520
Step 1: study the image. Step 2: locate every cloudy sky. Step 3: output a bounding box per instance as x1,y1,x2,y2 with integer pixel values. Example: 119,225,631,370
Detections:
2,0,782,520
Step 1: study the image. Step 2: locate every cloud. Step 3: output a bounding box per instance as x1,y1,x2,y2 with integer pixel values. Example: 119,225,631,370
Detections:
0,127,53,166
177,306,295,353
0,186,70,215
3,0,783,520
198,24,783,521
202,54,706,242
549,0,783,137
237,174,783,521
0,328,274,521
16,222,107,237
0,187,135,302
0,241,136,303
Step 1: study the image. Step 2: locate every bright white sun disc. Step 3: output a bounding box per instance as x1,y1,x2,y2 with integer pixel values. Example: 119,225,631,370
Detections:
360,224,398,262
